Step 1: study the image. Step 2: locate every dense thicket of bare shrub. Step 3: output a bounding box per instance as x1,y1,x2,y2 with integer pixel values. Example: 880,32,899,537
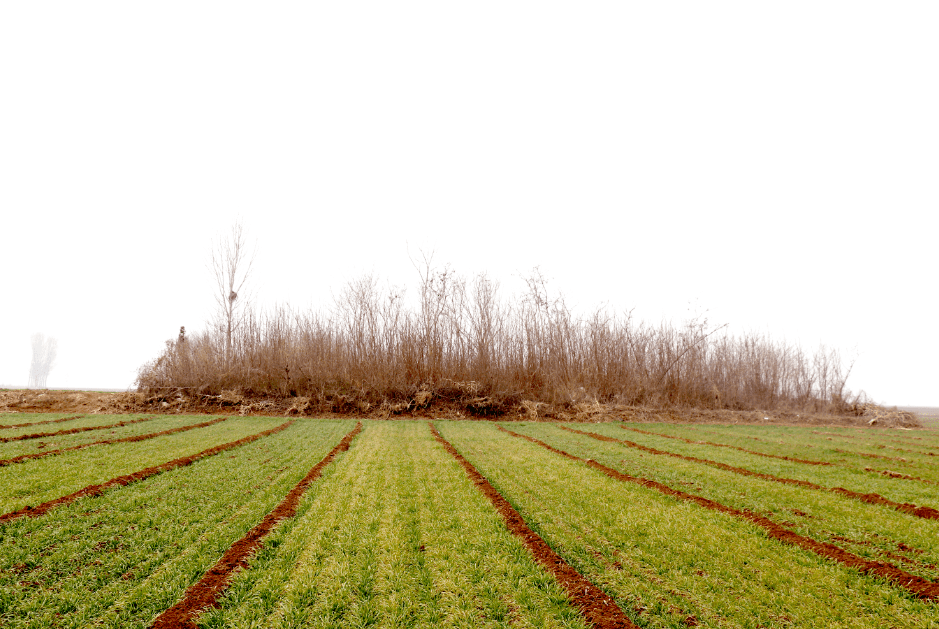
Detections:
136,264,863,415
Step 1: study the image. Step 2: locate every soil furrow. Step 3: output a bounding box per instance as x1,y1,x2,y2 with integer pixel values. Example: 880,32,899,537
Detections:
0,416,229,468
563,425,939,520
500,426,939,601
0,420,292,525
834,448,910,462
431,422,639,629
620,425,833,466
865,467,938,485
0,416,155,443
883,445,937,458
0,414,85,429
149,421,363,629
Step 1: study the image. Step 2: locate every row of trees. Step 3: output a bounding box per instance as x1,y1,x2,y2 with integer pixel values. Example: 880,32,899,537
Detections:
136,226,862,414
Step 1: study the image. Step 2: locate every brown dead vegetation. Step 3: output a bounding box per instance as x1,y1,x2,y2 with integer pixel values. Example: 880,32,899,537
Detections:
132,262,883,421
0,389,924,428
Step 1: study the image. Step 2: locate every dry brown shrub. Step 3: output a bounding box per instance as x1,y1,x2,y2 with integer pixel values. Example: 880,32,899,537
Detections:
573,400,605,420
857,403,919,428
520,400,542,419
135,262,867,417
414,390,433,408
378,400,411,417
219,390,244,406
285,396,311,416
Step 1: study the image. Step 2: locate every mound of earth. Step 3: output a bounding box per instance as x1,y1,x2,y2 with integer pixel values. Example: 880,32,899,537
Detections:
0,389,923,428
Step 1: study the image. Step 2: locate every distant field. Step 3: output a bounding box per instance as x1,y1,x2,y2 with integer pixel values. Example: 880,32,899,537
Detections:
1,414,937,628
904,407,939,429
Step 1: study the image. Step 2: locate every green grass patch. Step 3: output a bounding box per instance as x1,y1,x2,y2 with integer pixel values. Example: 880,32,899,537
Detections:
0,419,353,628
440,421,939,628
199,420,590,629
0,417,272,516
515,423,939,583
622,422,939,484
0,415,188,461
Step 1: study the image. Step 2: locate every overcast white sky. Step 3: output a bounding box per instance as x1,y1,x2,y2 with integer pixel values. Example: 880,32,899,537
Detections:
2,2,936,406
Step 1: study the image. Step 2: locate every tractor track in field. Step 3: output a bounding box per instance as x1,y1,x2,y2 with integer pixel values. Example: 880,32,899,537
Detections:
618,426,938,486
880,445,937,457
710,430,938,460
0,420,292,525
563,425,939,520
834,448,912,462
0,416,155,442
619,425,835,466
0,414,85,429
500,426,939,601
0,416,229,468
865,467,938,485
811,430,939,454
431,422,639,629
150,421,362,629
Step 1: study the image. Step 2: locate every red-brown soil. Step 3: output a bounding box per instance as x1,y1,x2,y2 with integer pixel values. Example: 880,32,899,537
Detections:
430,423,639,629
0,416,155,443
620,426,834,466
0,389,927,427
0,420,292,525
499,426,939,600
0,414,85,429
150,422,363,629
881,445,937,457
830,535,939,572
865,467,937,485
834,448,909,462
0,417,228,468
562,426,939,520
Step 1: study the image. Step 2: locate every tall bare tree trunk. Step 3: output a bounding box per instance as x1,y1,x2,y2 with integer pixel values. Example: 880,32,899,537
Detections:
211,221,254,368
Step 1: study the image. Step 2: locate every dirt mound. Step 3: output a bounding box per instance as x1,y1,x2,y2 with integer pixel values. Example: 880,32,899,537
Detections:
0,390,145,414
854,403,920,428
0,389,925,428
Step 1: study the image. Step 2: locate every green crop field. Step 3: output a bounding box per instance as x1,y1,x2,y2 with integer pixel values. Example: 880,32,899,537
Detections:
1,414,937,628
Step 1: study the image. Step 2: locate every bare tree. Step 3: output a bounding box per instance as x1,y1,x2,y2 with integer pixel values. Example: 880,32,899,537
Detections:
211,221,255,363
28,333,57,389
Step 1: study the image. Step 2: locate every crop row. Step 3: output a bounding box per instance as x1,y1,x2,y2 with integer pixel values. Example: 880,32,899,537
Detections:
0,414,86,430
511,423,939,582
622,423,939,474
0,415,227,468
443,422,939,627
623,423,939,490
1,416,937,628
0,417,354,628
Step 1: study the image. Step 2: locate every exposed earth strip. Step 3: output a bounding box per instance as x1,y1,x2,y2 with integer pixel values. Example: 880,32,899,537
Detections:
620,425,835,465
0,416,229,468
563,425,939,520
500,425,939,600
0,414,85,429
430,422,640,629
0,419,292,525
0,415,155,442
150,421,363,629
619,425,937,484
